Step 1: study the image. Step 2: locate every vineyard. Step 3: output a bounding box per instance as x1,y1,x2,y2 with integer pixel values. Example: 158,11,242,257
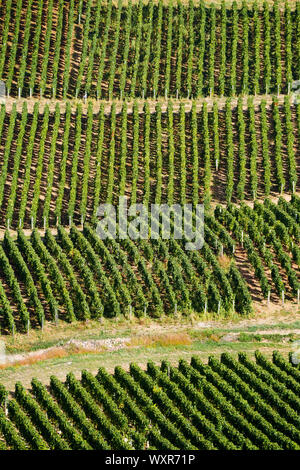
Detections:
0,0,300,100
0,97,299,229
0,0,299,453
0,352,299,449
0,196,298,334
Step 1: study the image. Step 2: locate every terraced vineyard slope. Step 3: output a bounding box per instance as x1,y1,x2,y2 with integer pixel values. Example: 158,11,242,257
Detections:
0,98,299,229
0,197,298,334
0,0,300,100
0,352,299,449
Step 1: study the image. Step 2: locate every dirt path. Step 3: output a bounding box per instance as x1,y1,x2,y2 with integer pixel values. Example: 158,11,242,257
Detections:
1,336,131,366
2,93,289,116
210,190,299,210
107,0,297,7
0,300,299,364
2,325,299,367
0,225,72,240
0,302,299,392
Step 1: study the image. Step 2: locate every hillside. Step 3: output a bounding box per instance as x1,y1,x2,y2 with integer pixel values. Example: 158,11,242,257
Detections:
0,352,299,449
0,0,299,100
0,0,299,454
